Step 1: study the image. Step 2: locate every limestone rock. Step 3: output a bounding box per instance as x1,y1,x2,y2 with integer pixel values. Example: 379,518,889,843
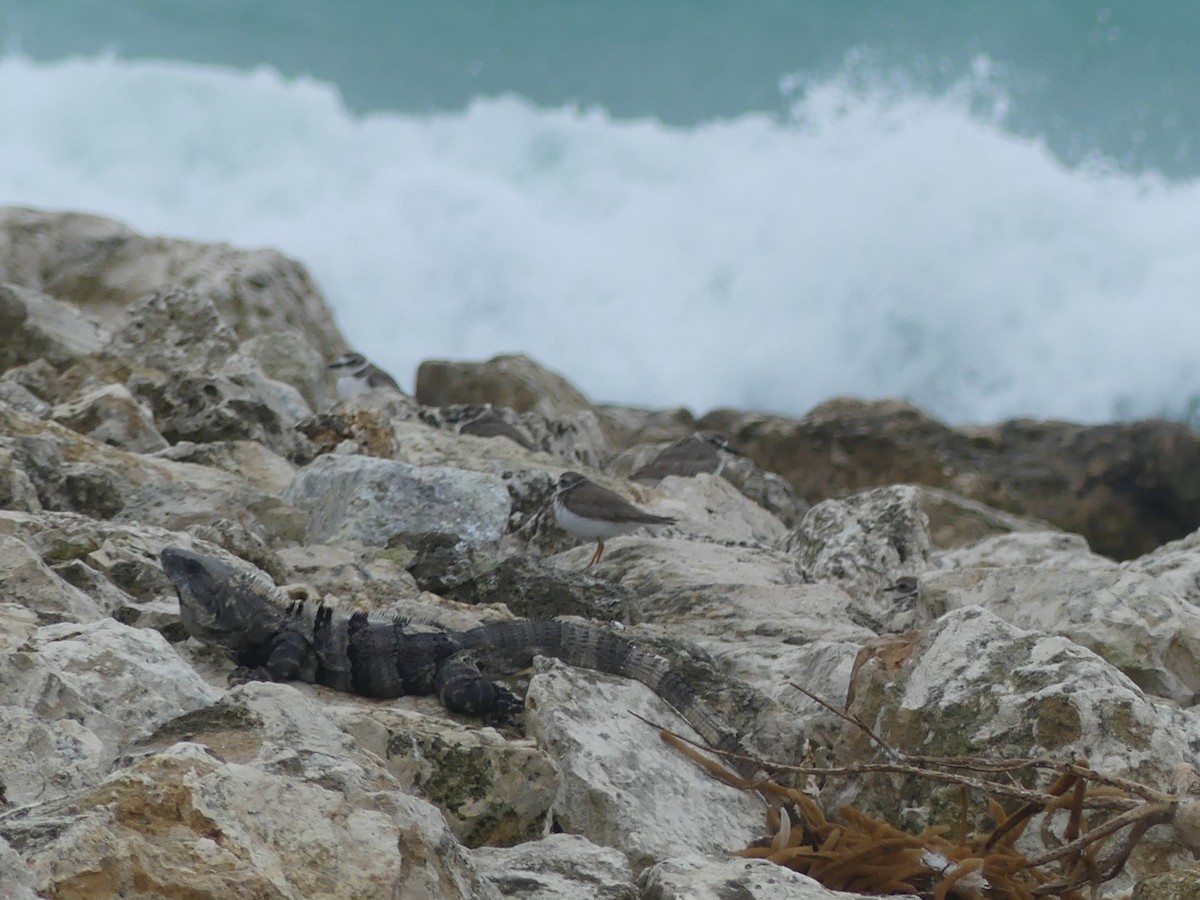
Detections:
840,606,1200,887
416,353,593,420
640,854,880,899
130,369,312,459
789,485,932,632
225,328,332,413
650,472,789,546
0,403,304,542
0,379,51,419
284,453,512,548
593,403,697,451
921,532,1200,704
154,439,297,498
0,741,501,900
335,705,558,848
0,281,108,372
700,397,1200,560
524,657,766,871
0,838,38,900
473,834,637,900
0,206,346,358
0,616,218,808
0,535,106,623
98,286,239,374
51,383,168,453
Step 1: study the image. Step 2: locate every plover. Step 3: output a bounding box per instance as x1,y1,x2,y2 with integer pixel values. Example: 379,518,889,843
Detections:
553,471,676,566
630,430,743,482
329,352,402,399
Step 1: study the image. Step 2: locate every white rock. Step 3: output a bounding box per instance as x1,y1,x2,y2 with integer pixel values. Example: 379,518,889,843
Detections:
285,453,512,548
524,657,766,870
922,535,1200,703
639,854,881,899
472,833,636,900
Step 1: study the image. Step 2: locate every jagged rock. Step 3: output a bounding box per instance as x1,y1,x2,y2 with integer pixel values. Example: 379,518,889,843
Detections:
274,543,422,607
0,616,218,808
51,383,168,453
419,404,611,468
0,358,58,402
639,854,880,899
414,550,636,623
523,657,765,871
918,485,1057,549
840,606,1200,889
593,403,697,451
921,531,1200,703
651,473,789,546
473,834,637,900
416,353,594,420
154,439,297,498
700,397,1200,560
284,453,512,548
98,285,240,375
225,328,332,413
0,379,51,418
1126,526,1200,607
0,206,345,358
130,369,312,459
0,535,106,623
0,838,38,900
1132,868,1200,900
0,281,108,372
789,485,932,632
570,539,871,750
0,403,304,541
336,704,559,848
0,446,42,512
0,740,501,900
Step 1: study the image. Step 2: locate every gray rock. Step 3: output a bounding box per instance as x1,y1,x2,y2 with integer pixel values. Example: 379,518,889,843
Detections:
640,854,880,899
524,657,765,871
99,286,239,374
284,453,512,548
473,834,637,900
840,605,1200,891
0,206,345,358
789,485,933,632
416,352,593,420
51,383,168,453
923,531,1200,704
0,282,108,372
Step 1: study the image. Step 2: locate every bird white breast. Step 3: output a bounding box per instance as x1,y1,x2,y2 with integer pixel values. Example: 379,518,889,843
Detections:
553,497,637,541
336,372,371,399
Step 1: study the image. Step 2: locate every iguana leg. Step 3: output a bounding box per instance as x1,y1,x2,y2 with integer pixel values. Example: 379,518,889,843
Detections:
231,630,311,685
434,654,523,724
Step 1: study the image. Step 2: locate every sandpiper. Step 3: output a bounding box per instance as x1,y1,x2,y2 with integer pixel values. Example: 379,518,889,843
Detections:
329,352,402,399
630,430,742,482
553,471,676,566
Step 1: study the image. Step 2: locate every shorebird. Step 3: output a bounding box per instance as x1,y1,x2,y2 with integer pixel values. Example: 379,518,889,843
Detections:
329,352,402,399
630,430,743,482
553,471,676,566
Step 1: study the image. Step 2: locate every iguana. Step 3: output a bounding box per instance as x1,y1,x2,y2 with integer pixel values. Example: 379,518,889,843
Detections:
160,546,752,771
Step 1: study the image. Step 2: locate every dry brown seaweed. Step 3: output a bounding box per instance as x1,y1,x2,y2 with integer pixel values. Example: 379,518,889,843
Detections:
656,722,1188,899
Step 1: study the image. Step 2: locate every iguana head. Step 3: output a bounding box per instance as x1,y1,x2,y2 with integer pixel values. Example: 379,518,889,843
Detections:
161,546,281,652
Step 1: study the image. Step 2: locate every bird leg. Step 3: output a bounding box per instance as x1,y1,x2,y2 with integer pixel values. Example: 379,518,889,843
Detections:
588,540,606,567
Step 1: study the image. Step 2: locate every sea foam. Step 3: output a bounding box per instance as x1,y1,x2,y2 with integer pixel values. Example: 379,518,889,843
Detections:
1,51,1197,424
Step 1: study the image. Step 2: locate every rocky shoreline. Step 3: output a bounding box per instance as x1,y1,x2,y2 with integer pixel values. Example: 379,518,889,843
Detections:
2,206,1200,897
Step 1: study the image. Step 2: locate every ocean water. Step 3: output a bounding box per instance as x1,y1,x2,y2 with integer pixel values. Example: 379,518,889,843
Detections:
1,1,1198,425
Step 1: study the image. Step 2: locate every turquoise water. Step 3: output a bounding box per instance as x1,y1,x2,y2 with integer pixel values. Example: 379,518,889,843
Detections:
1,2,1198,423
